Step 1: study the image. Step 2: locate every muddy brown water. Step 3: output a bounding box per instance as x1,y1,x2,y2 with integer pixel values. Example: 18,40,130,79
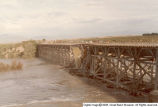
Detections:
0,58,148,107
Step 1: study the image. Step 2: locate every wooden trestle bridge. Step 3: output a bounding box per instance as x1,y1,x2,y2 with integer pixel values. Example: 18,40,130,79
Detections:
37,43,158,95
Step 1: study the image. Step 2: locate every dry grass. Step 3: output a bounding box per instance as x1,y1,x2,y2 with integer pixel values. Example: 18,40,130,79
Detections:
0,40,38,58
0,60,23,72
54,35,158,44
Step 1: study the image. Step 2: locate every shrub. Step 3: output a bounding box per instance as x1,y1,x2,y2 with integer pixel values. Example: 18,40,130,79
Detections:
0,60,23,72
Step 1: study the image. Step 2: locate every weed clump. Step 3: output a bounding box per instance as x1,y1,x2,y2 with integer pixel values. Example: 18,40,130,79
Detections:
0,60,23,72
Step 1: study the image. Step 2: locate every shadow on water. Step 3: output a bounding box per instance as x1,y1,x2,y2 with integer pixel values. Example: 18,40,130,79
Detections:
66,69,149,103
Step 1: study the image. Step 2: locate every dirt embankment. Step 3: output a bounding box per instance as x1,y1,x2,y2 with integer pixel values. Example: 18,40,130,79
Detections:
0,40,38,58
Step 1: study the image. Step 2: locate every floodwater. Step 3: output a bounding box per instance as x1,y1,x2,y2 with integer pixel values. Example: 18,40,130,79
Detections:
0,58,148,107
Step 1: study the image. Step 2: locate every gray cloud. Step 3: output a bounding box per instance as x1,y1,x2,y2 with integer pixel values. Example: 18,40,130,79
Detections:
73,18,103,24
0,0,158,43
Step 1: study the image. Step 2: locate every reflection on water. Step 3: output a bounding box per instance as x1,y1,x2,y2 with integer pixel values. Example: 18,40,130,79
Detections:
0,58,147,107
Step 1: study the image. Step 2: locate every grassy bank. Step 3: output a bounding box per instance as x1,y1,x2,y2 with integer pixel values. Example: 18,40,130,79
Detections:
0,40,38,58
1,35,158,58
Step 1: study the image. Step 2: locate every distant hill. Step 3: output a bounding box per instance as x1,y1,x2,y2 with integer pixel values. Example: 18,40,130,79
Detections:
143,33,158,36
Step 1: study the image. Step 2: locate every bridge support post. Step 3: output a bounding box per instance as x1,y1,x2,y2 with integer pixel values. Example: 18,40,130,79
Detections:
116,48,120,88
154,48,158,90
149,48,158,102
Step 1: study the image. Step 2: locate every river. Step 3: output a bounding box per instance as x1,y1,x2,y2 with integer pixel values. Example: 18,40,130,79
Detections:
0,58,148,107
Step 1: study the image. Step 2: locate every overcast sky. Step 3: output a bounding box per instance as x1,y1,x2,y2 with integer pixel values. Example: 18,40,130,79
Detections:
0,0,158,43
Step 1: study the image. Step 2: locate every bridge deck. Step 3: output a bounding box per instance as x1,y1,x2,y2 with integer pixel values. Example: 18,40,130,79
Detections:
39,43,158,47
